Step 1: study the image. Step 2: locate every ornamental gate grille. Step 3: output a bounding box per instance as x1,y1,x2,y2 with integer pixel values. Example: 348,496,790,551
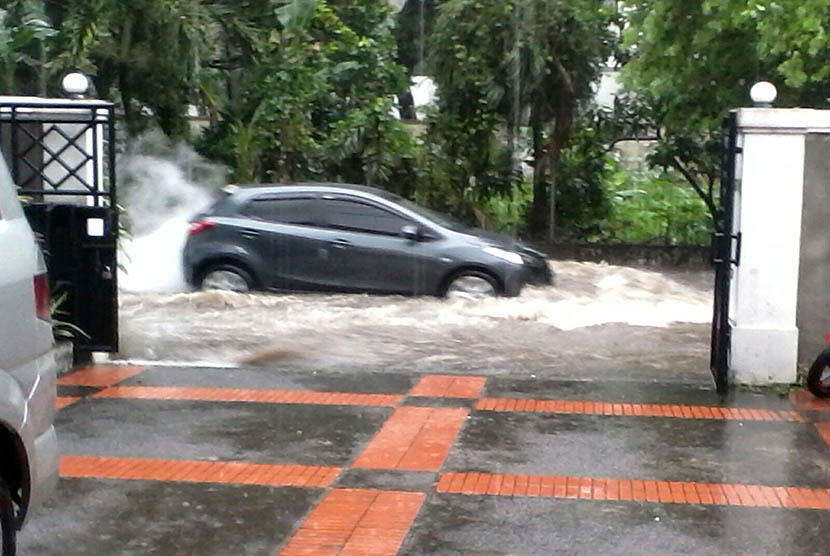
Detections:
0,99,118,354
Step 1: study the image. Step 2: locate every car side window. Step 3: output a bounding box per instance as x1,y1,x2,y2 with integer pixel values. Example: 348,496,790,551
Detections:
319,198,410,236
241,197,318,226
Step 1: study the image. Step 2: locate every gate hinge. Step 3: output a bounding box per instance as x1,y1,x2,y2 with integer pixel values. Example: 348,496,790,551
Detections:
711,232,742,266
732,232,742,266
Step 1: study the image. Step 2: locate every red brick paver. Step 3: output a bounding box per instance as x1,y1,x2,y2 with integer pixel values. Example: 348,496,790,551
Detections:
814,423,830,447
352,406,469,471
55,396,79,410
436,472,830,510
57,365,145,387
790,389,830,411
279,489,424,556
60,456,340,488
94,385,401,407
475,398,803,422
409,374,487,398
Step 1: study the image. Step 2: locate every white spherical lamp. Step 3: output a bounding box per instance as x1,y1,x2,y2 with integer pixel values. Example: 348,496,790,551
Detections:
750,81,777,107
62,72,90,98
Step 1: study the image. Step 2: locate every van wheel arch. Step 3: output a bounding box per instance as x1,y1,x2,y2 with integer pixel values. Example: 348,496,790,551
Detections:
0,425,29,527
1,476,16,555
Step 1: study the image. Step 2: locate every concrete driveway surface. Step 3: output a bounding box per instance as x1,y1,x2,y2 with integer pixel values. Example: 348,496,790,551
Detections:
17,364,830,555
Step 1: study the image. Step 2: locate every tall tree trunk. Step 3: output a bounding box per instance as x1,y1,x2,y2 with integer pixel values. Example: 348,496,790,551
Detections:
94,59,117,101
508,0,521,174
398,88,416,121
530,107,572,240
156,103,189,140
3,58,15,93
548,160,556,242
118,70,140,138
530,114,549,239
118,18,139,137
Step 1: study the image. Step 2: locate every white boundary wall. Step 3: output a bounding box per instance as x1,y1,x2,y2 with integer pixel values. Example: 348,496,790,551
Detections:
731,108,830,384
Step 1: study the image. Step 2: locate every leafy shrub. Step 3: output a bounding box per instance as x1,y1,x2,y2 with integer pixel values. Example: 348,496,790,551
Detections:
592,167,712,245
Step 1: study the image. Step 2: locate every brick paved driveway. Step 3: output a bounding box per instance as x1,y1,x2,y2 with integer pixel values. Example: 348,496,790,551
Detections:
17,364,830,555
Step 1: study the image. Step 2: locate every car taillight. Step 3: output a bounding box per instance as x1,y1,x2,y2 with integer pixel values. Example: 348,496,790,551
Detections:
188,220,215,235
825,331,830,344
34,273,51,322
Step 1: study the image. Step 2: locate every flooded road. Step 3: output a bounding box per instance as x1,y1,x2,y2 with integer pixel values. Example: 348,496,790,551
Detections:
116,261,714,384
112,147,714,384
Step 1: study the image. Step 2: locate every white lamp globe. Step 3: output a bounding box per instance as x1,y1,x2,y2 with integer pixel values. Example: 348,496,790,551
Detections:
62,72,90,97
750,81,777,107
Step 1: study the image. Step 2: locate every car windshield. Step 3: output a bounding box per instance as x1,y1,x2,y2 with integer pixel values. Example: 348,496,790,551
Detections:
385,194,469,232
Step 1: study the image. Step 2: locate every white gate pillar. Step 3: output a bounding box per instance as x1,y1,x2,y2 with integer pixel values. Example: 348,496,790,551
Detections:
731,108,830,384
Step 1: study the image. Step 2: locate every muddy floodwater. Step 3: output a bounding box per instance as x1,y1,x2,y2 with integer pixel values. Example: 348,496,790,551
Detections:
115,261,715,384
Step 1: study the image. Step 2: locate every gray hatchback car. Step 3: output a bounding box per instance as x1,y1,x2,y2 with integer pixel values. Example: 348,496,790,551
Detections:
183,183,552,298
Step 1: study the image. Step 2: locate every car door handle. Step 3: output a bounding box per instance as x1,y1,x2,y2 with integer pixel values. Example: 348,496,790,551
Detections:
241,229,261,238
331,239,351,248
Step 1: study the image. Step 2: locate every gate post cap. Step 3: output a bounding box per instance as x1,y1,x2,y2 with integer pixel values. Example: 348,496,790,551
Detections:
62,72,90,98
750,81,777,107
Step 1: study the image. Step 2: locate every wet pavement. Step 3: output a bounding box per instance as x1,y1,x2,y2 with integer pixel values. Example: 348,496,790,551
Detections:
18,364,830,555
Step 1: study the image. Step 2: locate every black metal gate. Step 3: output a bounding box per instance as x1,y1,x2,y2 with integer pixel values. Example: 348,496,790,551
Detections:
710,111,742,394
0,99,118,354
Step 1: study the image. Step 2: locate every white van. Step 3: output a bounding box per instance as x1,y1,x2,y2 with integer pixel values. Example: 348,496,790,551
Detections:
0,155,59,556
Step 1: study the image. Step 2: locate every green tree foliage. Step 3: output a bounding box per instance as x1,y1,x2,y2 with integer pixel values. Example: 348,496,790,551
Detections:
4,0,724,243
0,0,57,95
1,0,211,138
198,0,414,189
426,0,615,238
621,0,830,228
56,0,211,138
555,110,614,239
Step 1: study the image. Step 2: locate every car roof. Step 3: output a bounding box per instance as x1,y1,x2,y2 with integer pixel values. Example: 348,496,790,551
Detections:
225,182,400,203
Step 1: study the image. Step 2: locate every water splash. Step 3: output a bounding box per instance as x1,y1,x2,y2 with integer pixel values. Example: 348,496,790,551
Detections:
117,131,227,293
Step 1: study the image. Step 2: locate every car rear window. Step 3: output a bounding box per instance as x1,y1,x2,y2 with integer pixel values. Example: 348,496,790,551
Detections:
241,197,318,226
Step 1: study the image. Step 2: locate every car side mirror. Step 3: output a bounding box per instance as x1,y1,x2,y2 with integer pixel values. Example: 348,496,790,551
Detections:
401,224,420,241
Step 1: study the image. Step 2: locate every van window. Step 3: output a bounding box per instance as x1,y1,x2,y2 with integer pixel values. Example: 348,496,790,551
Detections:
0,158,23,220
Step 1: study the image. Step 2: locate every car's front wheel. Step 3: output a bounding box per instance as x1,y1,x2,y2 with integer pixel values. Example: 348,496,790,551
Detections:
0,478,16,556
444,270,500,301
199,264,254,293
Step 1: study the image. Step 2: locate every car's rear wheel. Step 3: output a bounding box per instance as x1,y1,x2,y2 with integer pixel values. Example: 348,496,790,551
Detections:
200,264,253,293
0,478,16,556
444,271,499,300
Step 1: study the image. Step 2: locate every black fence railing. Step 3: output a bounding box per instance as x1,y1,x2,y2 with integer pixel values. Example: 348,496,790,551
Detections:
1,100,115,205
1,99,119,355
710,111,741,394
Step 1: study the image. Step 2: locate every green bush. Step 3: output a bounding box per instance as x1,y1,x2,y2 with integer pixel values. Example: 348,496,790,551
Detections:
591,167,712,246
476,181,533,236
